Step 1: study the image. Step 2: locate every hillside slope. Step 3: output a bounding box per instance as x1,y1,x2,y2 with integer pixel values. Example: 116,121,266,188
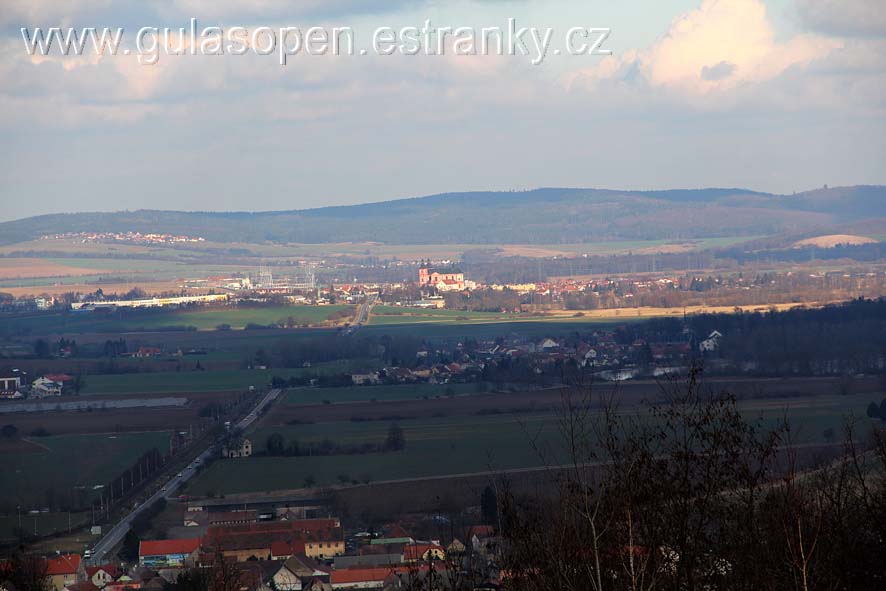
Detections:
1,186,883,245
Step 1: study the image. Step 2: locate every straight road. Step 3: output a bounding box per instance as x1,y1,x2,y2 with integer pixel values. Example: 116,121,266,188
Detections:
86,388,281,565
343,293,376,335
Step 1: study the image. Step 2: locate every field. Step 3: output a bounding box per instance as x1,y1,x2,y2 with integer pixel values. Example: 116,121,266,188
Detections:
66,357,375,396
187,413,558,496
0,431,171,511
0,392,237,436
0,304,353,334
186,376,885,497
81,367,331,395
0,258,118,280
368,303,818,328
0,236,754,263
369,306,522,325
283,382,497,406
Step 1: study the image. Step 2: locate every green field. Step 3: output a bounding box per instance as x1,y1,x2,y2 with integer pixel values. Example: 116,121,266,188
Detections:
0,509,93,541
187,413,558,496
1,304,352,334
0,431,171,510
82,369,284,394
186,392,883,496
284,382,496,405
80,361,369,395
363,306,651,337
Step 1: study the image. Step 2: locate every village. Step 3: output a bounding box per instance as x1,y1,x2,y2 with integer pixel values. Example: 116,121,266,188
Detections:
4,255,880,317
23,514,504,591
1,325,723,403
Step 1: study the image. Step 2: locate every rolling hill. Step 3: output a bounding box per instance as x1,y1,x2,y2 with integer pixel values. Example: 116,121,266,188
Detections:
1,186,884,246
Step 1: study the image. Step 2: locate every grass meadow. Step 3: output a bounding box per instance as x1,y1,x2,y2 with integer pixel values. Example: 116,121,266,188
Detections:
79,361,367,395
0,431,171,511
1,304,352,334
186,391,884,496
283,382,492,406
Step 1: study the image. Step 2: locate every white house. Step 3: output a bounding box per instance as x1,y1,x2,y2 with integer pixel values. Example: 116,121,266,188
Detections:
32,377,63,397
699,330,723,353
539,338,559,351
351,373,380,386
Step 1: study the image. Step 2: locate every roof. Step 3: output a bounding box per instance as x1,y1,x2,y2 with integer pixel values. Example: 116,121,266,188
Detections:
466,525,496,539
86,564,121,578
209,510,256,524
210,518,338,536
403,543,444,561
284,554,329,577
139,538,201,557
270,539,306,558
330,567,400,584
335,554,403,570
46,554,81,575
44,373,73,382
236,560,286,585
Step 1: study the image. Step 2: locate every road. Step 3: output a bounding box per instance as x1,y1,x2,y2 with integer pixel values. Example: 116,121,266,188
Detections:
344,293,376,335
86,388,281,565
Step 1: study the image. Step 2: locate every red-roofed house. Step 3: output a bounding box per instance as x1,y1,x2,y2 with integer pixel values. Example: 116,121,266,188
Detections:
139,538,201,568
104,573,143,591
403,543,445,563
44,373,74,384
46,554,83,591
270,539,307,560
206,519,344,562
85,564,121,589
383,524,412,541
330,566,401,589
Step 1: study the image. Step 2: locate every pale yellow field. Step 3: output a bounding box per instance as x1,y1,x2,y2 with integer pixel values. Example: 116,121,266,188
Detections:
792,234,877,248
2,281,191,298
544,302,822,319
0,258,116,279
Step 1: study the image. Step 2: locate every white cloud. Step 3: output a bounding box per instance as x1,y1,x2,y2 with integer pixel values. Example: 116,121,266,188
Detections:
566,0,842,101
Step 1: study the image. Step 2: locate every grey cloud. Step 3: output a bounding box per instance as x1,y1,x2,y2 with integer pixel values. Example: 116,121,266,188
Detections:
795,0,886,37
701,60,736,81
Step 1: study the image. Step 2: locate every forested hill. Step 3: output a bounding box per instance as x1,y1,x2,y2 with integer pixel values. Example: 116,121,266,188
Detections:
2,185,884,246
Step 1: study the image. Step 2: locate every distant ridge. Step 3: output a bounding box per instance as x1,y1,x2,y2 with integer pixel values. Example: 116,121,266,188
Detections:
1,186,883,246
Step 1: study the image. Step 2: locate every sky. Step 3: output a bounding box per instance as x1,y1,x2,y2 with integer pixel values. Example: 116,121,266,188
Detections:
0,0,884,221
